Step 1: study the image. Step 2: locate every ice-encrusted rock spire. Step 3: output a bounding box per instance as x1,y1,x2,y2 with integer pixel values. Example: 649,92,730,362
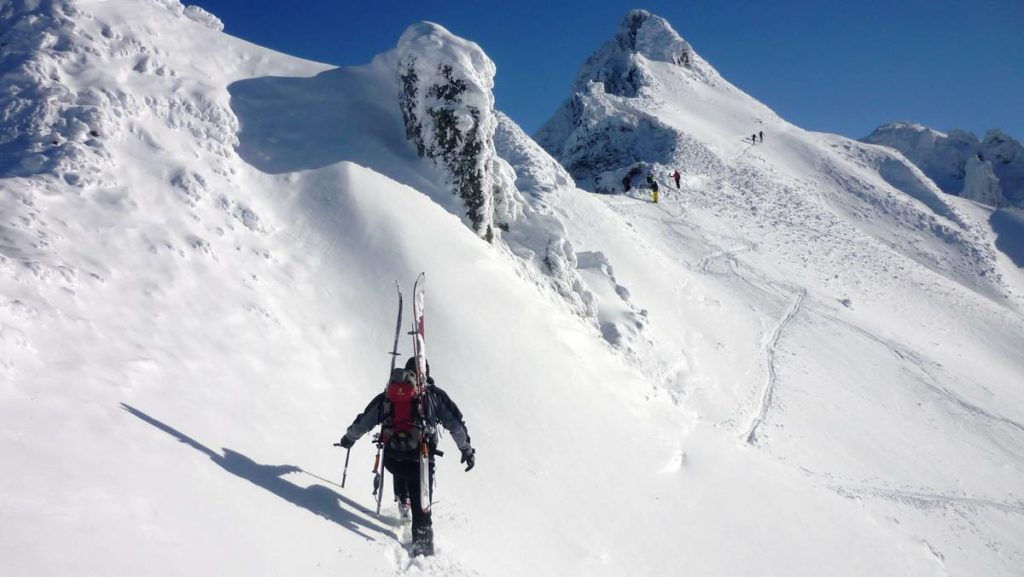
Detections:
396,22,519,240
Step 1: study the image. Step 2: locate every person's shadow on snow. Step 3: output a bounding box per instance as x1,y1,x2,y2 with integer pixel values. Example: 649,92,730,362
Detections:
120,403,393,539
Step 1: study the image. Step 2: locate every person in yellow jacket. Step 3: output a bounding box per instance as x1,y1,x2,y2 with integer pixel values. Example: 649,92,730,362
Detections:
646,173,660,203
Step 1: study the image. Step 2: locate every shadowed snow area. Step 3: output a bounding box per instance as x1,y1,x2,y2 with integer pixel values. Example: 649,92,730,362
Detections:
2,3,1023,577
228,57,436,195
231,62,406,174
991,208,1024,267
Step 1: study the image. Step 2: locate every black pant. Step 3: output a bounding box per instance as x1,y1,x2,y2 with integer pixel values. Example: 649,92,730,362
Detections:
384,455,434,546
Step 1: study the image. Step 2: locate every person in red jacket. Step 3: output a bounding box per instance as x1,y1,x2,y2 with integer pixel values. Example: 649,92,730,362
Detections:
338,358,474,556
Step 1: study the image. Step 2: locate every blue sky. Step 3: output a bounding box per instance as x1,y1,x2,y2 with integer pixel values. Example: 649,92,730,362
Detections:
191,0,1023,140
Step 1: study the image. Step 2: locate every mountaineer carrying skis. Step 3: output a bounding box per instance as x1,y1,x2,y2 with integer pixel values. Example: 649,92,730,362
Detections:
338,357,475,556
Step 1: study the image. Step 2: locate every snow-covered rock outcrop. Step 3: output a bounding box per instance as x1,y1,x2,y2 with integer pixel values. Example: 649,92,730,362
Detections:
393,23,641,334
537,10,1012,303
396,22,519,240
493,113,589,308
862,122,1024,207
962,154,1004,206
495,111,649,337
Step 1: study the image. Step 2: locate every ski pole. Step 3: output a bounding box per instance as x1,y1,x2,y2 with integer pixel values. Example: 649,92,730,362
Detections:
332,442,352,488
371,434,384,515
341,447,351,488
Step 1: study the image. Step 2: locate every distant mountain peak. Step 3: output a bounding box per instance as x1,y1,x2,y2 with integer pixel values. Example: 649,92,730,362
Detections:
614,10,691,64
869,121,946,138
570,10,696,99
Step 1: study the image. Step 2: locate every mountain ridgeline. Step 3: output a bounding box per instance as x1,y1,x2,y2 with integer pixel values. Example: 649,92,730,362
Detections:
862,122,1024,208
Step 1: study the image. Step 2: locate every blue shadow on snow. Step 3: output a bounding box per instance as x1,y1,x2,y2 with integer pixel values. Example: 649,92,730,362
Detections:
120,403,394,539
990,208,1024,268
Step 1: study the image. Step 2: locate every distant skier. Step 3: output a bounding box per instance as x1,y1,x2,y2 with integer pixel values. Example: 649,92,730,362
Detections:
647,173,660,203
672,170,681,189
759,130,764,143
338,357,475,557
752,133,757,144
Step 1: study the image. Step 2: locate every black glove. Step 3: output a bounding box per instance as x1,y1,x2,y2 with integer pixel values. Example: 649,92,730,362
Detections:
338,435,355,449
460,447,475,472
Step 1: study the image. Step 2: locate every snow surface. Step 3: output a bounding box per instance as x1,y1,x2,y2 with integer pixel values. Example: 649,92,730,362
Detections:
1,3,1023,577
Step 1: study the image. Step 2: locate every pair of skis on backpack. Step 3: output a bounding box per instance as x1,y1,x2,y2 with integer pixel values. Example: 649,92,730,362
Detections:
365,273,432,517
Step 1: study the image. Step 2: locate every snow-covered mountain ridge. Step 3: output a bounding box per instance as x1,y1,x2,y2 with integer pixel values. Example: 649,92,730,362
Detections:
862,121,1024,208
537,10,1024,575
2,3,1023,577
539,11,1020,305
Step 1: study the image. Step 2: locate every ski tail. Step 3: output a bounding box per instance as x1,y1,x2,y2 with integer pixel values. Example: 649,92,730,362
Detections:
375,282,403,517
411,272,427,391
420,440,432,513
389,281,403,378
410,272,433,513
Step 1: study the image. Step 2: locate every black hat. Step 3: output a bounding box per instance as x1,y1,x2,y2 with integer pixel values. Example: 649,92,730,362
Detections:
404,356,430,377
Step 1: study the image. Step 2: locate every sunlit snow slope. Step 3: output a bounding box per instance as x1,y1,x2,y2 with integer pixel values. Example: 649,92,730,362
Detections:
538,11,1024,577
1,3,1022,577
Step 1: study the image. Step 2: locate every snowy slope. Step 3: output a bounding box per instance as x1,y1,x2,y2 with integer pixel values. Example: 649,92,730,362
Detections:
538,10,1024,576
1,3,1023,577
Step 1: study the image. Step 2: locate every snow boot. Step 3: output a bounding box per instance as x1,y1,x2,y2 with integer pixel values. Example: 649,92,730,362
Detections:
412,526,434,556
398,497,411,521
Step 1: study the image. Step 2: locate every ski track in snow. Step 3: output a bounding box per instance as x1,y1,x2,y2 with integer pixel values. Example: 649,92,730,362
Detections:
628,190,812,446
662,197,806,444
608,187,810,445
833,485,1024,515
694,245,749,275
743,287,806,445
823,313,1024,437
